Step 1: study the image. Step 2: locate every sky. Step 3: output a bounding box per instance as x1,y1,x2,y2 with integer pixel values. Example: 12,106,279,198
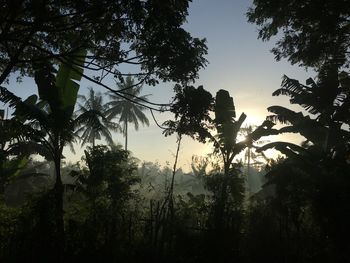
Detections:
4,0,315,171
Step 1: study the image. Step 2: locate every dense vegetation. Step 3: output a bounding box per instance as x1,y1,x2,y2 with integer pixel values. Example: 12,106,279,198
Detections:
1,0,349,262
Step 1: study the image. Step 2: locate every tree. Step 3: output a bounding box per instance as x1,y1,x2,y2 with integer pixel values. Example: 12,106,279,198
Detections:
257,64,350,261
209,90,278,232
75,87,120,147
261,63,350,154
66,145,140,261
106,76,150,151
75,145,139,204
1,1,207,91
0,51,86,262
167,88,276,261
162,84,214,222
164,86,277,231
247,0,350,68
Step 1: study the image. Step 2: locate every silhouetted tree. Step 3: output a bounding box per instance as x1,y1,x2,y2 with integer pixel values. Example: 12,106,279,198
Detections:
257,63,350,262
66,145,140,262
206,90,277,232
75,88,120,147
0,51,86,262
163,85,278,261
106,76,150,151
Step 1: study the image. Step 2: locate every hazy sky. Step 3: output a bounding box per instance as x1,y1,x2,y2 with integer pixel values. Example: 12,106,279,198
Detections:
4,0,314,171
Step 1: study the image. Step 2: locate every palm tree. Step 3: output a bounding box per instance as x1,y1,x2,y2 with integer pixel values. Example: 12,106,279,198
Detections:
106,76,150,151
240,125,267,173
75,88,120,147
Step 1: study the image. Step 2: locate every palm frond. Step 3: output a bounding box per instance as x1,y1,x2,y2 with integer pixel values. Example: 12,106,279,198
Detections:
0,86,23,108
0,86,49,127
7,141,53,160
106,77,150,130
75,87,121,146
257,141,309,158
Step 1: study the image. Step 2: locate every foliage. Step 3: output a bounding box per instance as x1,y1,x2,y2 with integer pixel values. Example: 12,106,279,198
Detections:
0,156,28,196
164,86,276,228
0,51,86,167
0,203,21,260
75,145,139,202
0,51,86,262
75,88,120,147
256,63,350,262
163,84,213,143
64,145,141,262
205,164,245,212
3,2,350,262
261,64,350,155
0,0,207,86
247,0,350,68
106,76,150,151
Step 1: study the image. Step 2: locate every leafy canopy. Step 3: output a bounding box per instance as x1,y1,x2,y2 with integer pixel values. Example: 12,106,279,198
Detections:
1,0,207,85
247,0,350,68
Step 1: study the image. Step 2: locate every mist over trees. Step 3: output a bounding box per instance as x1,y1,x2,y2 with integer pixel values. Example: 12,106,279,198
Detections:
1,0,349,262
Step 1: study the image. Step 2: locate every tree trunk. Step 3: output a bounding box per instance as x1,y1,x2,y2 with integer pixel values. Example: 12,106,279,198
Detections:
247,148,251,194
169,134,181,200
125,121,128,151
247,148,251,174
215,159,230,231
53,153,65,263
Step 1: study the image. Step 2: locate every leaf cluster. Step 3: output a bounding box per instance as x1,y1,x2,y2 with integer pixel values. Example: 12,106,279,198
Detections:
163,84,214,143
1,0,208,85
75,145,140,203
247,0,350,68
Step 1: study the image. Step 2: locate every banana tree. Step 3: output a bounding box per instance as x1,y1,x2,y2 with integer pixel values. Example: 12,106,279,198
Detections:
255,63,350,253
0,97,53,196
164,87,277,229
258,63,350,160
0,50,86,260
211,90,278,229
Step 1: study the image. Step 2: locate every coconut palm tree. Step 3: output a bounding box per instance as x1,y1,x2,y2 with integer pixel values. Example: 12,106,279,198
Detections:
240,125,268,172
75,88,120,147
106,76,150,151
